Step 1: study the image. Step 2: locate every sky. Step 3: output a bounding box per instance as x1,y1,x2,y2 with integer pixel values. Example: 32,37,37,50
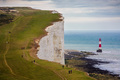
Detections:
0,0,120,31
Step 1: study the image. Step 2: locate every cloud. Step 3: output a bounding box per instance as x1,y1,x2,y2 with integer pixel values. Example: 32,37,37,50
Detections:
1,0,120,30
57,6,120,14
52,0,120,8
56,8,95,14
1,0,120,15
65,17,120,23
0,0,55,10
51,0,120,16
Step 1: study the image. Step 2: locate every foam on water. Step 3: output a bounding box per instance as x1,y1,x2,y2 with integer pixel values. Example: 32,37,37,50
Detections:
64,30,120,76
87,50,120,76
94,63,120,76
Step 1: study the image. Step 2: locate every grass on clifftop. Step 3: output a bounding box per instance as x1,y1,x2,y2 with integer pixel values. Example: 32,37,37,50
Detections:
0,7,95,80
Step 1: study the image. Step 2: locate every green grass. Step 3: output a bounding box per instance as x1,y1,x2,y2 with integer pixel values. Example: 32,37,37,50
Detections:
0,7,95,80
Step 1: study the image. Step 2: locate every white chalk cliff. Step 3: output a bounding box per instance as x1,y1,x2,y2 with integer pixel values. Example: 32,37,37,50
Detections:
37,18,65,65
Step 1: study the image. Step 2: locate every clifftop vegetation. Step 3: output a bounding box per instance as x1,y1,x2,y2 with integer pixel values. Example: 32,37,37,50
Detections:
0,14,14,26
0,7,94,80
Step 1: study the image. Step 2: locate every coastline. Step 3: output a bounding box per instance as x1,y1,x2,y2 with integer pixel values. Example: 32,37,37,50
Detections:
37,16,65,65
65,50,120,80
0,7,96,80
30,12,63,59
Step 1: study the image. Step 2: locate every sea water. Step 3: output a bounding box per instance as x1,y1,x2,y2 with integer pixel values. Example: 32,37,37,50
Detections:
64,30,120,76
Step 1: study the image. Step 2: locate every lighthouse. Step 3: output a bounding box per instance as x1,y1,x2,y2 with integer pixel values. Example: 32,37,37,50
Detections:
97,38,102,52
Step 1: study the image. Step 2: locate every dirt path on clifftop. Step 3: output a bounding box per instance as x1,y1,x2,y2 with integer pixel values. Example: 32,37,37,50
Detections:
3,42,15,75
34,62,67,80
3,41,29,79
3,20,30,80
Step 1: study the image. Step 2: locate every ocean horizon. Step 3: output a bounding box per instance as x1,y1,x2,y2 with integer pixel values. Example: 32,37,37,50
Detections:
64,30,120,76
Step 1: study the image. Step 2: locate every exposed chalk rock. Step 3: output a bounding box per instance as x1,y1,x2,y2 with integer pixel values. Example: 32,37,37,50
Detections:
37,19,65,65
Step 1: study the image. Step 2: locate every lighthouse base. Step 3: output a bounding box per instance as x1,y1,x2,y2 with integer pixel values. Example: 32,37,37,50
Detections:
97,49,102,52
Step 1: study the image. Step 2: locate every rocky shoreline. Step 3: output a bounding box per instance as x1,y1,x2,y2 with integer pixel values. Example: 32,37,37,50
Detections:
65,50,120,80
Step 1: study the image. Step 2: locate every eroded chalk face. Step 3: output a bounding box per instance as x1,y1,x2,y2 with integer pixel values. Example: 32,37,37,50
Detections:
37,20,65,65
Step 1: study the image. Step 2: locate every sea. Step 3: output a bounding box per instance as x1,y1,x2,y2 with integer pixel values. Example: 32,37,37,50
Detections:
1,0,120,77
64,30,120,76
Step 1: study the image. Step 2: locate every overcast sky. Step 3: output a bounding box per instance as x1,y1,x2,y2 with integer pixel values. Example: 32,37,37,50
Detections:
0,0,120,31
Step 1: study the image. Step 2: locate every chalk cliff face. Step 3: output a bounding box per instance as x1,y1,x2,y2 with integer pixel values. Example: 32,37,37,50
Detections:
37,19,65,65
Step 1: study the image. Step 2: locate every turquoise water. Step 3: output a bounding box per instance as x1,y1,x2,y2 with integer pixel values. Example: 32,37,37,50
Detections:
65,30,120,51
64,30,120,76
1,0,120,77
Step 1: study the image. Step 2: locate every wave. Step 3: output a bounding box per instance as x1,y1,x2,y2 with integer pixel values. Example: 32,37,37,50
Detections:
94,63,120,76
87,50,120,76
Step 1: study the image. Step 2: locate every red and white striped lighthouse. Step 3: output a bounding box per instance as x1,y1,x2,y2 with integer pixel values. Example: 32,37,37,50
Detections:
97,38,102,52
99,38,102,49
